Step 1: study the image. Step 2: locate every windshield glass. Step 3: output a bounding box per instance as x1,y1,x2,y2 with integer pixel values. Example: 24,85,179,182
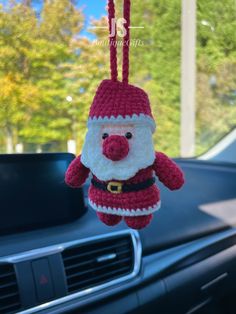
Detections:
0,0,235,160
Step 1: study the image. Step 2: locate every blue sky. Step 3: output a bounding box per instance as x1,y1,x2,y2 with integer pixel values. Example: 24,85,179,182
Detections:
0,0,107,39
80,0,106,20
79,0,107,38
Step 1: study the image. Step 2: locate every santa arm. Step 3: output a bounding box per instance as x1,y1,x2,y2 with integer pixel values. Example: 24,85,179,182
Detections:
153,152,184,190
65,155,90,188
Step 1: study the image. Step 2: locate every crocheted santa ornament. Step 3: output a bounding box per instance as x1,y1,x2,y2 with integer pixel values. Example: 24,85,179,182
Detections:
65,0,184,230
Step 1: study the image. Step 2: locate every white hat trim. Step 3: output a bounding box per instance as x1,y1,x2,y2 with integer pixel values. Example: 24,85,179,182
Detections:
88,113,156,132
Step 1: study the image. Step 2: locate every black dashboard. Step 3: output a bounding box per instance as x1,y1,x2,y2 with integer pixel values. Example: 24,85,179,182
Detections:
0,154,236,314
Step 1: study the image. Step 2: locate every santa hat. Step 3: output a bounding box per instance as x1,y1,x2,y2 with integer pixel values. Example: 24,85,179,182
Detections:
88,80,156,132
87,0,156,133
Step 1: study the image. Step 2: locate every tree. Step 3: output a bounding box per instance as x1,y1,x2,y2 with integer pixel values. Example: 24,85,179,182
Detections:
0,0,235,156
0,0,84,151
61,16,110,151
118,0,182,156
196,0,236,154
0,2,40,152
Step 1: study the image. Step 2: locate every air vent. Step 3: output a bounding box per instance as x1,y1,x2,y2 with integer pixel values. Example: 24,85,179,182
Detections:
0,263,21,314
62,233,135,294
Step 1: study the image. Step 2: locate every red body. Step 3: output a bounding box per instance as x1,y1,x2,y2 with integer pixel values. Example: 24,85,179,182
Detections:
89,166,159,211
65,152,184,229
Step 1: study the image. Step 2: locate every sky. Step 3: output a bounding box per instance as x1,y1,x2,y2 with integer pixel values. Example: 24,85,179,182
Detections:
0,0,107,39
80,0,106,20
78,0,107,38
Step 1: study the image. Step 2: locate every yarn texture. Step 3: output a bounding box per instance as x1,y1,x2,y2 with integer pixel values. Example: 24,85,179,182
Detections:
103,135,129,161
81,124,155,181
88,80,156,131
65,0,185,230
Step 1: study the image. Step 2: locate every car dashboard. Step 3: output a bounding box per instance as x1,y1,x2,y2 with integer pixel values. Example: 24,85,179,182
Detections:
0,154,236,314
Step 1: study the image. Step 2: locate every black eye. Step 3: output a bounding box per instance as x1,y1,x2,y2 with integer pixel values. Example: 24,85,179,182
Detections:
102,133,109,140
125,132,132,139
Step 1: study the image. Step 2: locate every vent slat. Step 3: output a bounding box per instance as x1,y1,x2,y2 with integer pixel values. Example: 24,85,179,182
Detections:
66,256,132,280
0,291,19,300
0,264,21,314
63,241,131,262
68,265,131,292
65,258,94,271
0,302,21,313
62,235,134,295
64,247,131,269
0,272,15,280
0,281,17,290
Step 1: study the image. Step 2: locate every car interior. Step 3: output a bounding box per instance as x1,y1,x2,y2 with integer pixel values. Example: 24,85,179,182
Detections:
0,153,236,314
0,0,236,313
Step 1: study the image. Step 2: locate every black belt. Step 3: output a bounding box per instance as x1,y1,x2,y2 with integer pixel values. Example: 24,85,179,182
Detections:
91,177,155,194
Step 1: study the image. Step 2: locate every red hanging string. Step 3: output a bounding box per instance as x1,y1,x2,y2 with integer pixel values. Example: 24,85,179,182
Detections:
122,0,131,84
108,0,118,82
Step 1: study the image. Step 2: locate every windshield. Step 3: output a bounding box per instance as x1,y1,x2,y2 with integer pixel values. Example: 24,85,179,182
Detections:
0,0,235,160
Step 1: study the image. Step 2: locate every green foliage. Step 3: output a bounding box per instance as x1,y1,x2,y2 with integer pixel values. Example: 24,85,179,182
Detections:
196,0,236,154
0,0,235,156
0,0,83,150
127,0,181,156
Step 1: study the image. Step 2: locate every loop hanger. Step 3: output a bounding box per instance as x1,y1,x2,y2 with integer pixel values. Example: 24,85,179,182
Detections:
122,0,131,84
108,0,131,84
108,0,118,81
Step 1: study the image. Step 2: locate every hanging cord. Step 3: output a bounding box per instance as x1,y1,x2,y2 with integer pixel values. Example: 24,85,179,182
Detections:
122,0,131,84
108,0,118,82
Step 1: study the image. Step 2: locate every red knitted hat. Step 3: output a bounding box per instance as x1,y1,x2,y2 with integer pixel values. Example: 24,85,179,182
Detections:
88,79,156,131
87,0,156,132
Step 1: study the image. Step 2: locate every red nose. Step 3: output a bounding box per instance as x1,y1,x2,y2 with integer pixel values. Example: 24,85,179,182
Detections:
103,135,129,161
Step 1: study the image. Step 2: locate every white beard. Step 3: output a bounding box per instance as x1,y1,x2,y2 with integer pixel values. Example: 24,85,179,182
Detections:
81,124,155,181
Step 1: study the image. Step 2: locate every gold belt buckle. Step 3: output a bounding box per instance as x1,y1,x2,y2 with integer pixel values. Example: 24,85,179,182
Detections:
107,181,123,194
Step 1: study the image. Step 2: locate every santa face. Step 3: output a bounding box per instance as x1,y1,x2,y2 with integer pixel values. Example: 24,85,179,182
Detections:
81,123,155,181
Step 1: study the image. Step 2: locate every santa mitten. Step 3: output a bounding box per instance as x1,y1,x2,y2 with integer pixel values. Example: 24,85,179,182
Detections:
65,0,185,230
65,155,89,188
